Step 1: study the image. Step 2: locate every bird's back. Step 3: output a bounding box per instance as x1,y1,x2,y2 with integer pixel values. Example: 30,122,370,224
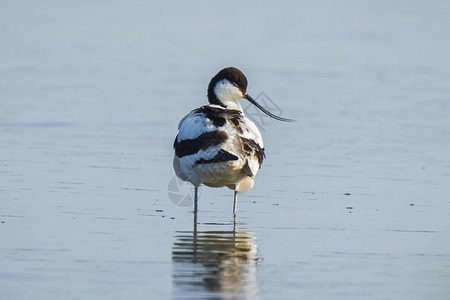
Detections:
173,104,264,190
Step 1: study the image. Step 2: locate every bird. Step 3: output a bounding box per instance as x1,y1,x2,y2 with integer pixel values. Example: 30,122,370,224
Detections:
173,67,293,215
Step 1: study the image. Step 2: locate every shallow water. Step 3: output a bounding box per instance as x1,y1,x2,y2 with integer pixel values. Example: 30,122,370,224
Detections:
172,214,259,299
1,1,450,299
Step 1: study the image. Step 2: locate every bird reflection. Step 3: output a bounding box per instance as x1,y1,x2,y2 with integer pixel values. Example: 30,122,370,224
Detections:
172,213,260,298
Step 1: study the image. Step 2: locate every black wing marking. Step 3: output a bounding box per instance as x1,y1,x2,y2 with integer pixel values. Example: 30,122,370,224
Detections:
193,106,243,128
174,131,228,158
195,149,239,164
241,137,265,167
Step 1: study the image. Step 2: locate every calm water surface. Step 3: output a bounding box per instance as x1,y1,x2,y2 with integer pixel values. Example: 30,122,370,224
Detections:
1,1,450,299
172,214,259,298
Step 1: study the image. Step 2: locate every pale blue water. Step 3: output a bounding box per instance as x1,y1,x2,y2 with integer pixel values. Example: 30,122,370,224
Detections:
1,1,450,299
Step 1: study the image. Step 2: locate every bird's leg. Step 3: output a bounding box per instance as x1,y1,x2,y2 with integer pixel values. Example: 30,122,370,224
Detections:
194,186,198,212
233,190,238,216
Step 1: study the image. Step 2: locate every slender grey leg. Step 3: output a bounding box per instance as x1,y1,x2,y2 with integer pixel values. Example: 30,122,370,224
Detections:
194,186,198,212
233,191,237,216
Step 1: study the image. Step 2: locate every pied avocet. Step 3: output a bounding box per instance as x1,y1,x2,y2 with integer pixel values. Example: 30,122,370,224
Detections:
173,67,293,214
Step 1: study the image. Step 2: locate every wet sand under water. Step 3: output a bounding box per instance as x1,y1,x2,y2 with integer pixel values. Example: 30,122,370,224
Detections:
1,1,450,299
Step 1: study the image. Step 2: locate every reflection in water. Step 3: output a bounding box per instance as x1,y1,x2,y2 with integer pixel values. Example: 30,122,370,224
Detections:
172,213,260,299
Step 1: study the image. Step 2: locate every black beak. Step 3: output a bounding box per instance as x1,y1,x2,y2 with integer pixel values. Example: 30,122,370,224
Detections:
244,94,295,122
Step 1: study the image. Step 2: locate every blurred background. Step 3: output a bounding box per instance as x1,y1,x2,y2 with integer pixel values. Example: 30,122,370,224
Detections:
1,1,449,299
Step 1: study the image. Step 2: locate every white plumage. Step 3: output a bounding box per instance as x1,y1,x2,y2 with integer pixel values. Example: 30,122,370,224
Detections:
174,104,263,191
173,67,293,214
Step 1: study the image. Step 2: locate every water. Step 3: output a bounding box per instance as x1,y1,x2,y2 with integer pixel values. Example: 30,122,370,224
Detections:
1,1,450,299
172,214,259,299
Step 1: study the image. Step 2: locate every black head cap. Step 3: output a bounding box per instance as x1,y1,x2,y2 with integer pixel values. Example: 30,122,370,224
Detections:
207,67,248,106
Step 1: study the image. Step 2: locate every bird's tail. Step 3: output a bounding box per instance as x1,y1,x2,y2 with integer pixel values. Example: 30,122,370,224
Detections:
235,177,254,194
